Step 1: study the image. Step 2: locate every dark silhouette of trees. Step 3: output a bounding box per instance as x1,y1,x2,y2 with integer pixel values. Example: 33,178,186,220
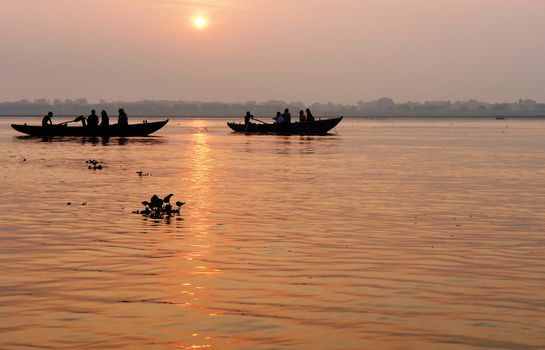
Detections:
1,97,544,117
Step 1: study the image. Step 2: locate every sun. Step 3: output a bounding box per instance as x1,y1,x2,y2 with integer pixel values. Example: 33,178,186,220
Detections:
193,16,207,29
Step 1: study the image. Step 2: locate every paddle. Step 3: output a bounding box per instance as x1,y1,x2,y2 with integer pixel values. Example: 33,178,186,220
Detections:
57,115,84,126
58,120,76,126
251,117,269,124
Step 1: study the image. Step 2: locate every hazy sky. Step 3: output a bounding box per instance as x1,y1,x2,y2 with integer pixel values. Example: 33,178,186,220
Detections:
1,0,545,103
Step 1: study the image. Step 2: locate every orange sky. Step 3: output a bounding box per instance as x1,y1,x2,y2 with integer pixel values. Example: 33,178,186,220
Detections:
1,0,544,103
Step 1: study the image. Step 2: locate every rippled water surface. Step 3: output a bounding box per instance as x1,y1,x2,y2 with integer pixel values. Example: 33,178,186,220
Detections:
1,117,545,350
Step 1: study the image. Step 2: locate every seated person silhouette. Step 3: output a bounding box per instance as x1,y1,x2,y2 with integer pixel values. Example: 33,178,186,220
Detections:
42,111,53,126
87,110,99,126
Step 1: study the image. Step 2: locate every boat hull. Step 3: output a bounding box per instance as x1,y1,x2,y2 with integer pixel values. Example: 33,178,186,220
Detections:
11,120,169,137
227,117,343,135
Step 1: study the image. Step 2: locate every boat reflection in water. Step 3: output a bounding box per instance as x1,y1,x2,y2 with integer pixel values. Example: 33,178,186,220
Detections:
15,135,166,146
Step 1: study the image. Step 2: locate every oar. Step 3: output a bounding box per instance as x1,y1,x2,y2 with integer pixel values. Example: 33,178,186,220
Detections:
58,120,76,126
57,115,83,126
252,117,269,124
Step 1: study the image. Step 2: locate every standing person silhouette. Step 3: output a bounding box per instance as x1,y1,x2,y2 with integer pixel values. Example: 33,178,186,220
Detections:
244,111,254,131
244,111,254,125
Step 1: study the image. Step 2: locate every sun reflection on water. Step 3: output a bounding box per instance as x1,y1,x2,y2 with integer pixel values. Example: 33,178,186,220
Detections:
174,123,224,349
190,130,211,188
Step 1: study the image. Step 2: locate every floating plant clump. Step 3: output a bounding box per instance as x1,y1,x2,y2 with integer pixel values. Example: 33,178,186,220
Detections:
86,159,103,170
133,193,185,219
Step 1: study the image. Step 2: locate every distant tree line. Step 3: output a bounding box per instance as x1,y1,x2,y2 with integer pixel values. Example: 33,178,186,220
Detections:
2,97,545,117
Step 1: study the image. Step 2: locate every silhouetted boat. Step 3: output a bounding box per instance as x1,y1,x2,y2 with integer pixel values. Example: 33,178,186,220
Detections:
227,117,343,135
11,120,169,137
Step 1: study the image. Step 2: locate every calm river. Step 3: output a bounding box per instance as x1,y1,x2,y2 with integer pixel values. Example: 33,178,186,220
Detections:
1,117,544,349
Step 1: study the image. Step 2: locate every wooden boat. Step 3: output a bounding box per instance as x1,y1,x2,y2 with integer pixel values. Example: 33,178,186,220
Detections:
227,116,343,135
11,120,169,137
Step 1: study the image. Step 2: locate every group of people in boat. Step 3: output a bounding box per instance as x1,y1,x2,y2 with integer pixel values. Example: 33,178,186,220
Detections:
42,108,129,127
244,108,316,126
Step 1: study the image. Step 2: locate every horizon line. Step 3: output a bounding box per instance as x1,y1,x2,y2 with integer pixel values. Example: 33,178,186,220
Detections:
1,97,544,105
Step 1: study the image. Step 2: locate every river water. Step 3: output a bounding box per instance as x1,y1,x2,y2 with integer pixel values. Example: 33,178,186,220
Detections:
1,117,544,349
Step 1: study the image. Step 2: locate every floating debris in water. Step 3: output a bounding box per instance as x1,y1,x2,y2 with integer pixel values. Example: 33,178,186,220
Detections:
66,202,71,205
86,159,104,171
136,171,150,177
134,193,185,219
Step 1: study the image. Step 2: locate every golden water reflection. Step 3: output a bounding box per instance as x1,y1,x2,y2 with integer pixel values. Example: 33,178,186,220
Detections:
174,123,222,349
1,118,545,349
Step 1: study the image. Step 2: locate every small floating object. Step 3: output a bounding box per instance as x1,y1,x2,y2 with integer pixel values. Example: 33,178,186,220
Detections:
86,159,104,171
67,202,71,205
136,193,185,220
163,193,174,203
150,194,162,209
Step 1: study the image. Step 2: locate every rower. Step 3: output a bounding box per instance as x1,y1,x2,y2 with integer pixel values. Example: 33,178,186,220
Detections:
42,111,53,126
244,111,253,126
74,115,87,126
